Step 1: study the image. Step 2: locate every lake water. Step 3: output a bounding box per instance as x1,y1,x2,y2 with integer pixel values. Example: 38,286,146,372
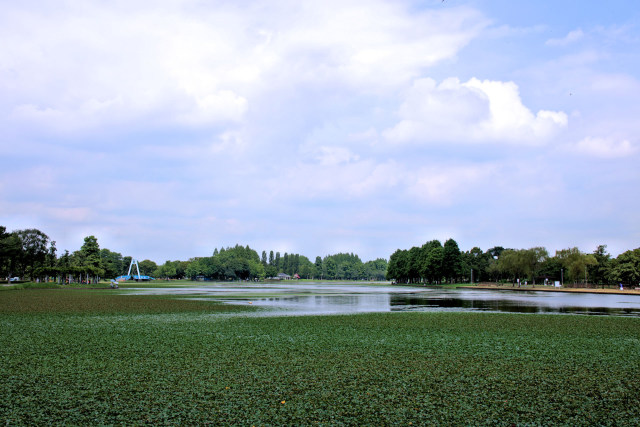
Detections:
126,282,640,317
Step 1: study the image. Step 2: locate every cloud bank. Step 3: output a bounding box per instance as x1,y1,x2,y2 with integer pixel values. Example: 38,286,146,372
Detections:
1,0,639,262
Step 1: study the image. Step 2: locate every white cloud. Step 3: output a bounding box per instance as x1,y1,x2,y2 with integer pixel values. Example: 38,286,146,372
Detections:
404,164,496,206
315,146,360,166
0,1,486,134
262,155,495,208
383,77,568,144
570,137,637,158
546,29,585,46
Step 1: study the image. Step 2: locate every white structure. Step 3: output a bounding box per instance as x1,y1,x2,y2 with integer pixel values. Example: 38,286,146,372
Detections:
127,259,142,278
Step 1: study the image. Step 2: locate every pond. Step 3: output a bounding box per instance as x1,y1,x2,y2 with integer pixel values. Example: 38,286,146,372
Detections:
125,282,640,317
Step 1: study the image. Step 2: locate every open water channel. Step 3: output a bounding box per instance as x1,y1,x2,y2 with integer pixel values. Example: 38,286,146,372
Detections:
127,282,640,317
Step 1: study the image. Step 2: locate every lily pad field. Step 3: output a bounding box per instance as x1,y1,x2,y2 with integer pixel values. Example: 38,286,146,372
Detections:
2,289,640,425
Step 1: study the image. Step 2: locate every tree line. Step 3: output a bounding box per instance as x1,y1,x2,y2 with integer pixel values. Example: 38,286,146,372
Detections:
0,226,387,283
182,247,387,281
386,239,640,287
3,224,638,286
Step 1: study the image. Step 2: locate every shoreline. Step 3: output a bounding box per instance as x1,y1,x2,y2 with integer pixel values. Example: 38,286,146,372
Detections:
462,284,640,296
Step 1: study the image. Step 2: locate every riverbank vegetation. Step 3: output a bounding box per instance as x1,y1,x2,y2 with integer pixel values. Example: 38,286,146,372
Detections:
1,224,638,287
0,226,387,284
387,240,640,288
1,289,639,424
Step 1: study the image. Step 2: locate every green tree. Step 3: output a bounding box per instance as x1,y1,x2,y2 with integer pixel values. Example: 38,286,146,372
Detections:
315,256,323,278
156,261,176,279
100,249,124,280
591,245,612,286
387,249,409,283
498,250,525,283
0,227,22,283
57,250,75,284
555,247,597,285
139,259,158,276
15,228,49,280
324,257,337,279
42,240,58,281
539,256,563,283
443,239,462,283
610,248,640,286
364,258,388,281
407,246,422,283
421,240,444,284
462,247,489,283
523,247,549,284
323,253,364,280
77,236,104,284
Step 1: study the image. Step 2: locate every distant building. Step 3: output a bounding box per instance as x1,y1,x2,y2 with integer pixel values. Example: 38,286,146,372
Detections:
277,273,291,280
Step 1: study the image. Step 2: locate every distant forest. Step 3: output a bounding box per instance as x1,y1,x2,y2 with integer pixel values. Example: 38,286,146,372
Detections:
1,225,639,286
387,239,640,286
0,226,387,283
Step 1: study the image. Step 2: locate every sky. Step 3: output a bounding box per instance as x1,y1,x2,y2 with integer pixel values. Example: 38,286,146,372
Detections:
1,0,639,263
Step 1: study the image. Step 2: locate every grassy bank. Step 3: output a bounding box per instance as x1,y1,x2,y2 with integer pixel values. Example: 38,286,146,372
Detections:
1,290,640,425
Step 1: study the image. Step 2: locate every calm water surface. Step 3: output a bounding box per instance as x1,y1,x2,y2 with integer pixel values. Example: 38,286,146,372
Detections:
127,282,640,317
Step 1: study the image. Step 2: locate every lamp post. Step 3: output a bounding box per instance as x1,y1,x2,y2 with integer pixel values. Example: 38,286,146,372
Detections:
561,268,564,287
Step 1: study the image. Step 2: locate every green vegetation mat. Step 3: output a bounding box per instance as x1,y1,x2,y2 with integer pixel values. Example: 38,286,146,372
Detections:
1,290,640,425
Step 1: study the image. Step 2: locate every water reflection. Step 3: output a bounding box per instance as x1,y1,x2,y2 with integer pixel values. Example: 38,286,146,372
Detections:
389,293,640,316
126,284,640,317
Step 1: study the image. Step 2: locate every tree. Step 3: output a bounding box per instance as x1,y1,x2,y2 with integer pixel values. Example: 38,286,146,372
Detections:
43,240,58,281
15,228,49,279
442,239,462,283
269,250,275,266
486,246,505,259
421,240,444,284
315,256,323,279
462,247,489,283
57,250,74,284
100,249,124,280
498,250,525,283
0,227,22,283
555,247,597,285
139,259,158,276
322,253,365,280
539,256,563,283
156,261,176,279
610,248,640,286
387,249,410,283
523,247,549,284
591,245,612,286
298,255,316,279
324,257,337,279
407,246,422,283
261,251,268,266
364,258,388,281
78,236,104,284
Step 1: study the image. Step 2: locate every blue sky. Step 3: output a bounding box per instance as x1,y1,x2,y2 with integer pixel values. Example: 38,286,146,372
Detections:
1,0,639,263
